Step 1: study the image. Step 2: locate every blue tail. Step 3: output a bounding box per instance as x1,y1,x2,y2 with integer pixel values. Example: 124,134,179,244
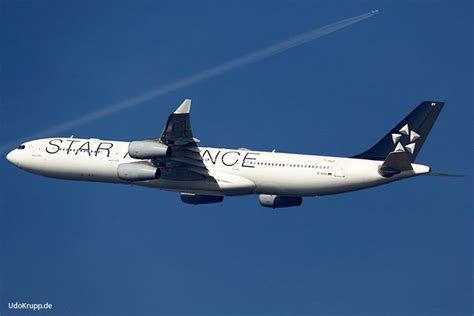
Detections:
352,101,444,162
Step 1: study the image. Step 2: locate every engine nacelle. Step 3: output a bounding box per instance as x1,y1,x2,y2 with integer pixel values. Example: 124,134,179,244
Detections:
117,162,160,181
259,194,303,208
180,193,224,205
128,140,171,159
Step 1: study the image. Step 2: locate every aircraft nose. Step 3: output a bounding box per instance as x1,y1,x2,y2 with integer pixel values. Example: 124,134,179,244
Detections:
6,149,18,165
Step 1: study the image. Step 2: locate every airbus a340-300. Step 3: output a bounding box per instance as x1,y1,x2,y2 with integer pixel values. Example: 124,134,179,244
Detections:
6,100,450,207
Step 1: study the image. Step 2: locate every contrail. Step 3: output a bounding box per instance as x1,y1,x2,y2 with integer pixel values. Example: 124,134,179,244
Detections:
1,10,378,153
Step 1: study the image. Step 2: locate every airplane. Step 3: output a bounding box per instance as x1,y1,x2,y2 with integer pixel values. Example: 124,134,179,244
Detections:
5,99,451,208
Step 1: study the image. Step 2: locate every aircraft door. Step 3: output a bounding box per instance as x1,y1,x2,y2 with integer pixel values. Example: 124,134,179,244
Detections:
32,144,42,157
333,161,345,177
109,150,120,162
232,162,240,171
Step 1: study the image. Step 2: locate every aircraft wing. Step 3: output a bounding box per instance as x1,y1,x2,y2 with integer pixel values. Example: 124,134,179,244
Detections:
154,99,209,181
160,99,198,146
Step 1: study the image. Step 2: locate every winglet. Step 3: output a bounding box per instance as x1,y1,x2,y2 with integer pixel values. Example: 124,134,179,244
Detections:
174,99,191,114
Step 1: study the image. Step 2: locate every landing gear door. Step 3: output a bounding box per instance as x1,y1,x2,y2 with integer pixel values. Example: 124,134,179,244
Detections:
333,161,345,177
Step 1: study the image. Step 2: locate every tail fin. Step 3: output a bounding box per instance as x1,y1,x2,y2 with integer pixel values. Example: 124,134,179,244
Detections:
352,101,444,162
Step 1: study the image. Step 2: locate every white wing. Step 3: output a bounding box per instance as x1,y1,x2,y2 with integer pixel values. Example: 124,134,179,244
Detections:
154,99,209,181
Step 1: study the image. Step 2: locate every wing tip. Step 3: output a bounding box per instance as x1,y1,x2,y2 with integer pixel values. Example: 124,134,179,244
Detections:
174,99,191,114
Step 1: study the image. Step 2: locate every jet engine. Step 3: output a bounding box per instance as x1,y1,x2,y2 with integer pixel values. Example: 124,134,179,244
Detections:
117,162,160,181
128,140,171,159
258,194,303,208
180,193,224,205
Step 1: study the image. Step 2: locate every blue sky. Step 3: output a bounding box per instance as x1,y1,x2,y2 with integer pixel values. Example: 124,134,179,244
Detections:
1,1,472,315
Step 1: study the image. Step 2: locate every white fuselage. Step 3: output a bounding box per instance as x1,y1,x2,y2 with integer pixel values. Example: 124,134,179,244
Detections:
6,137,431,197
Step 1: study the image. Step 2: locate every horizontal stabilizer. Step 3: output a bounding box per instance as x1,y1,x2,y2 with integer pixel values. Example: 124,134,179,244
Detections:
378,151,413,177
425,172,464,177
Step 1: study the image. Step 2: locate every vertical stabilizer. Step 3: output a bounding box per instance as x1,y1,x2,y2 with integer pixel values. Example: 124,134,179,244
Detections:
352,101,444,162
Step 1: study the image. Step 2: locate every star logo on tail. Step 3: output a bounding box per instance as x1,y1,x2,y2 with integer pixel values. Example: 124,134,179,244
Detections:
391,124,420,154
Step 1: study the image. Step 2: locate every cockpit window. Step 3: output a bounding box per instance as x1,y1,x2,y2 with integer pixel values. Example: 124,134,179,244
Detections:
17,145,25,150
